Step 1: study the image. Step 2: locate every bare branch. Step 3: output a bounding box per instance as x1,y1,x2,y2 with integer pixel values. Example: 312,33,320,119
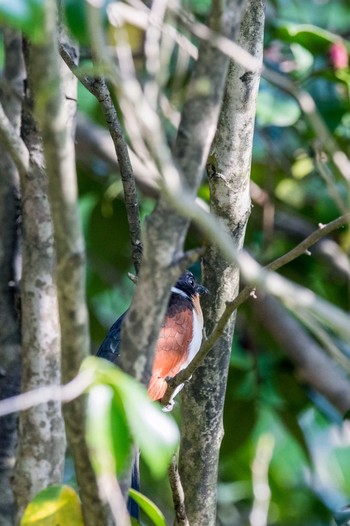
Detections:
75,114,159,198
0,371,94,418
60,42,143,274
162,212,350,404
170,0,261,72
87,77,143,274
0,102,28,176
168,456,189,526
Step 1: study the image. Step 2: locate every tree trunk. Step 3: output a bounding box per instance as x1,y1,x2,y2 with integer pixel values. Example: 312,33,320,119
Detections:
179,2,265,524
0,29,24,526
12,38,66,523
27,3,109,524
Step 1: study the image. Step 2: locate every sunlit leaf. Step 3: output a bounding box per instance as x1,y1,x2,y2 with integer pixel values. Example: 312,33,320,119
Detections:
81,357,180,479
129,489,167,526
291,154,313,179
86,384,132,476
275,178,305,208
20,485,83,526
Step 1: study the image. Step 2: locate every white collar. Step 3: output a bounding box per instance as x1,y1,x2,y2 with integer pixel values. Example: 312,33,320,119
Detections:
171,286,190,299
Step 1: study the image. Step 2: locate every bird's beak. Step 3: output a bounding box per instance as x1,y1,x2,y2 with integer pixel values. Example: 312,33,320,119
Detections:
196,284,209,295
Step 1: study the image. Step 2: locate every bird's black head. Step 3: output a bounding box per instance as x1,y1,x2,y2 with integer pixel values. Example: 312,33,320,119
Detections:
175,270,209,298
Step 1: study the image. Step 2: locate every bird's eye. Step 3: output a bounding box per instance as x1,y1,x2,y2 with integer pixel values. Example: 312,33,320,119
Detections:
188,276,194,286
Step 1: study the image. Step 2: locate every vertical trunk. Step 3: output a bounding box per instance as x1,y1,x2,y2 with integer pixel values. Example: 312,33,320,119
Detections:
0,29,24,526
179,2,265,524
28,3,109,524
12,39,66,522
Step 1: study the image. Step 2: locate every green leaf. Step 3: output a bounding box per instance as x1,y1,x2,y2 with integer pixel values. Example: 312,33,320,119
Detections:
275,178,305,208
0,0,45,42
86,384,132,476
275,22,350,54
82,357,180,479
256,87,301,127
62,0,89,45
129,489,167,526
20,485,83,526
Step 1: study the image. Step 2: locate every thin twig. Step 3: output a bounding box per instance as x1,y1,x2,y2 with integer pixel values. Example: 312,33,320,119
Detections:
313,146,348,215
60,42,143,274
168,456,189,526
162,212,350,405
0,370,94,418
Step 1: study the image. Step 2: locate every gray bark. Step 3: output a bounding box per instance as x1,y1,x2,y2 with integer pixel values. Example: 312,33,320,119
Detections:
179,2,265,524
0,29,23,526
28,3,108,525
120,0,249,386
12,39,66,522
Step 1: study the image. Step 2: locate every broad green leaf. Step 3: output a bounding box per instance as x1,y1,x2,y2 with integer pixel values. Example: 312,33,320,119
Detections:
86,384,132,476
0,0,45,42
82,357,180,479
20,485,83,526
275,22,350,54
129,489,167,526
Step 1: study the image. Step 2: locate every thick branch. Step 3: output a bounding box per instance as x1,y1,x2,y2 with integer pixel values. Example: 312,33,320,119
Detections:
178,1,264,524
0,28,24,526
13,38,66,523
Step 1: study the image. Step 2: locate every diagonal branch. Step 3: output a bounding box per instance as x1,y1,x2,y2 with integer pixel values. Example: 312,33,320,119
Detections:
0,101,29,176
162,211,350,405
59,41,143,274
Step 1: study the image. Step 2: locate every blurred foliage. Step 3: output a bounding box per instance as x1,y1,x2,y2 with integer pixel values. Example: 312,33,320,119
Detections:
72,0,350,524
83,357,180,480
2,0,350,524
20,485,83,526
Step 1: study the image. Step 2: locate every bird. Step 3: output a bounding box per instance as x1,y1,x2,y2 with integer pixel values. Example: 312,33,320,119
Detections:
96,270,208,519
97,270,208,410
